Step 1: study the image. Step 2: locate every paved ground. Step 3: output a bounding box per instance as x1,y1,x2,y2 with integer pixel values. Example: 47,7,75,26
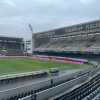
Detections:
0,69,80,92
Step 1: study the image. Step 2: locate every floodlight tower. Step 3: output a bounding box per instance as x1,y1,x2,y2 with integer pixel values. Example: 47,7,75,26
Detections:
28,24,34,55
28,24,33,33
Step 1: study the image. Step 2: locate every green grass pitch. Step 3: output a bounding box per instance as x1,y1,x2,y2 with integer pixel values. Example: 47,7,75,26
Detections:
0,58,91,75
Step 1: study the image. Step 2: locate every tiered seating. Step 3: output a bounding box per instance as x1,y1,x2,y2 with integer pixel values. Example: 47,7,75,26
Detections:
35,33,100,53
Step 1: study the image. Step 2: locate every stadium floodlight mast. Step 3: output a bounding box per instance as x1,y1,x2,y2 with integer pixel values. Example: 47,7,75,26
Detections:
28,24,33,33
28,24,34,55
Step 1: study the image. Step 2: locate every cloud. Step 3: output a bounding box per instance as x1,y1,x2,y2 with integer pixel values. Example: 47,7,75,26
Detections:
3,0,16,7
80,0,96,5
0,0,100,39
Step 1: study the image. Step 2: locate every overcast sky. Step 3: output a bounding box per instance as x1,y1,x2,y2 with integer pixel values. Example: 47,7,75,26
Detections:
0,0,100,39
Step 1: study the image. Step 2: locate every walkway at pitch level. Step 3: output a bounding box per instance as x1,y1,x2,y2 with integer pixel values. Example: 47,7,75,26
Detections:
0,69,82,100
53,72,100,100
0,70,79,91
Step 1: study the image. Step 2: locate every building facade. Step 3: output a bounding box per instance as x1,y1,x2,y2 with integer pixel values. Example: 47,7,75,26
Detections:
0,36,24,56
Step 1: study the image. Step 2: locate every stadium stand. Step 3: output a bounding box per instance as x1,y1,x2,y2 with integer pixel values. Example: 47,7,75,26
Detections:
0,66,96,100
33,20,100,57
0,36,24,56
16,65,100,100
